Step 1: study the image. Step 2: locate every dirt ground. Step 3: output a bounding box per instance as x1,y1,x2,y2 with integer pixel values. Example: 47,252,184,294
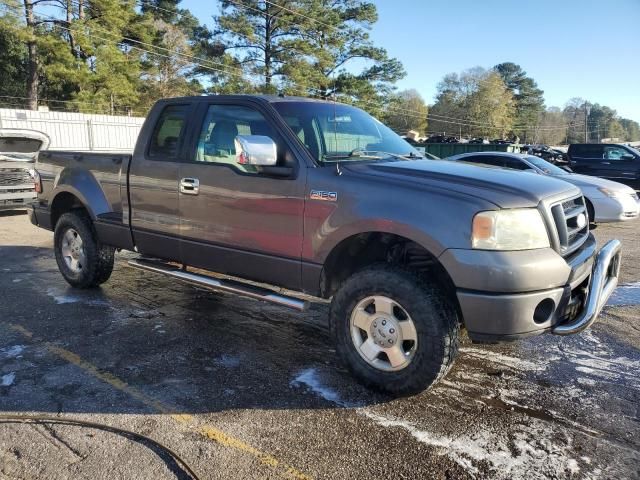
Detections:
1,211,639,480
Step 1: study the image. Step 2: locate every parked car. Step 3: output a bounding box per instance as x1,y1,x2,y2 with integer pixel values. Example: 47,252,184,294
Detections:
446,152,639,223
568,143,640,189
520,144,566,164
425,135,458,143
0,129,49,210
29,95,621,394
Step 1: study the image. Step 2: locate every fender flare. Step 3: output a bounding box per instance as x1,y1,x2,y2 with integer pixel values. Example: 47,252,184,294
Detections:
51,167,111,220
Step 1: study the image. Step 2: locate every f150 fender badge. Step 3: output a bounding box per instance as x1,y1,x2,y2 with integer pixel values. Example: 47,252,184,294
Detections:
310,190,338,202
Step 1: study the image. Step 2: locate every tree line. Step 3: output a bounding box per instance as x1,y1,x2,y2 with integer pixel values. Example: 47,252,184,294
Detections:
0,0,638,144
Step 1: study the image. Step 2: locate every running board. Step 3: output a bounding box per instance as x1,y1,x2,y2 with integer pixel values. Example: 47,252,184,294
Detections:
127,258,309,311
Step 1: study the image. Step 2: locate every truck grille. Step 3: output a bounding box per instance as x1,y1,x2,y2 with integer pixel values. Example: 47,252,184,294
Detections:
551,195,589,257
0,168,32,186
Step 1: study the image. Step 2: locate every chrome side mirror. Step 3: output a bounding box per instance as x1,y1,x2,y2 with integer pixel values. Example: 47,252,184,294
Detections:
235,135,277,166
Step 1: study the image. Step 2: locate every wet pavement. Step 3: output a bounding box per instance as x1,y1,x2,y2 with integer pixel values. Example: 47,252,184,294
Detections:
1,212,639,480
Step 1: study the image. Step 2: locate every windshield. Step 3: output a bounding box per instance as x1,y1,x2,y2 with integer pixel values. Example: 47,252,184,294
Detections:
525,155,570,175
272,101,421,163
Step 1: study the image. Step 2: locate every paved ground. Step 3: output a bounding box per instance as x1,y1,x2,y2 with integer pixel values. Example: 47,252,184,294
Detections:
1,211,639,480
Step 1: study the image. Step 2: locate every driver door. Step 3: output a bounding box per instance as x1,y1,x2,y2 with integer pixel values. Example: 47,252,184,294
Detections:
594,145,640,187
178,101,306,290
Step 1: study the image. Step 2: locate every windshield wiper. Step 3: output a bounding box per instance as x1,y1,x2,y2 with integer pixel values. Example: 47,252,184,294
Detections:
323,150,419,162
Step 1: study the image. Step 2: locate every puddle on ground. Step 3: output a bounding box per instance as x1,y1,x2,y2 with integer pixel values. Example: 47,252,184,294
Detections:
607,281,640,306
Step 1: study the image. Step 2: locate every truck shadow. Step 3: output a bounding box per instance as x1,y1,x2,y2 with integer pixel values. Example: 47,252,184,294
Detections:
1,245,394,416
0,210,28,218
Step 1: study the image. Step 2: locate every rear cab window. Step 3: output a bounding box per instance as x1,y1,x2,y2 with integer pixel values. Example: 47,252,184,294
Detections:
147,105,188,160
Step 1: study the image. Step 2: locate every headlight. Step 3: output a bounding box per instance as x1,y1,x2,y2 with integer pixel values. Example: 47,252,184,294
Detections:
472,209,550,250
598,187,627,199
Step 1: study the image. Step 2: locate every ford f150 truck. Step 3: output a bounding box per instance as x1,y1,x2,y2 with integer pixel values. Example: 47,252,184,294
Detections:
29,95,621,394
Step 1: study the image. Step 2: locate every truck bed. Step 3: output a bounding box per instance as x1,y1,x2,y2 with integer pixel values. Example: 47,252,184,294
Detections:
37,150,132,219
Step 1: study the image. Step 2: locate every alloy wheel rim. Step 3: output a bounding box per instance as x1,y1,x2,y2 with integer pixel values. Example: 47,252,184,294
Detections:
349,295,418,372
61,228,86,273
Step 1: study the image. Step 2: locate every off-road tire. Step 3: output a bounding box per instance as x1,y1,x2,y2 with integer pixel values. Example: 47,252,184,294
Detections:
330,264,459,395
54,211,115,288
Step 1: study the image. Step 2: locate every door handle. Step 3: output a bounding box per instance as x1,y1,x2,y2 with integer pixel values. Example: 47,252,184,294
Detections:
602,162,611,165
180,177,200,195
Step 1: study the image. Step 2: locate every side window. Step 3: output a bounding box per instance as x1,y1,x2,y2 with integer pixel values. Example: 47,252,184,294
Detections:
573,144,603,158
502,157,529,170
462,155,493,166
471,156,504,167
194,104,280,174
148,105,188,160
604,146,629,161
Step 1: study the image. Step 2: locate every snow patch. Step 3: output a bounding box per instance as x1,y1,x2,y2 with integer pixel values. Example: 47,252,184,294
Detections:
607,281,640,306
0,345,25,358
459,347,541,371
46,287,109,306
47,288,81,304
361,410,579,478
290,368,348,406
1,372,16,386
213,354,241,369
290,367,579,478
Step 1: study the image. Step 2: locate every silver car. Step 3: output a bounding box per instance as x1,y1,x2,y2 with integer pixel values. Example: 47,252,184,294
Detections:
447,152,640,223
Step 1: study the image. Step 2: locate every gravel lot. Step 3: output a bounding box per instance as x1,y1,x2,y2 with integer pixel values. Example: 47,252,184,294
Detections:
1,211,639,480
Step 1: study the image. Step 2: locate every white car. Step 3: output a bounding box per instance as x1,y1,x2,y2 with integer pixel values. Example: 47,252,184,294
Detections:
447,152,640,223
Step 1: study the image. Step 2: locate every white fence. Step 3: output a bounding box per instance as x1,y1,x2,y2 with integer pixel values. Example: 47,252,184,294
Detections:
0,108,145,151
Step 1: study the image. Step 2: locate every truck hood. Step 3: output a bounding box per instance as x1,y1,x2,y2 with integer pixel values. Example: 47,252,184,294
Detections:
0,128,50,163
557,173,637,193
0,153,36,162
345,159,580,208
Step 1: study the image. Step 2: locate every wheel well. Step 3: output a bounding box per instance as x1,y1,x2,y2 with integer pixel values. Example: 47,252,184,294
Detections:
320,233,457,301
50,192,87,228
585,197,595,222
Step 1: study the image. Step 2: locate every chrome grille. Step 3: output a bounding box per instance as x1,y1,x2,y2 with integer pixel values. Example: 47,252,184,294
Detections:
551,195,589,257
0,168,32,186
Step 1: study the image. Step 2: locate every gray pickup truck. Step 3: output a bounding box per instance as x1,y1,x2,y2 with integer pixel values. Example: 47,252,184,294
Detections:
29,95,621,394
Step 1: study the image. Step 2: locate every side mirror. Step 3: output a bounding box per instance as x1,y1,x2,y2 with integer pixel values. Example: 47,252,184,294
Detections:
235,135,277,166
621,154,635,161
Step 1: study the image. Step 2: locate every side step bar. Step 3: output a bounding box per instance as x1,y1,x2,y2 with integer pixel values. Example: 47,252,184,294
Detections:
128,258,309,311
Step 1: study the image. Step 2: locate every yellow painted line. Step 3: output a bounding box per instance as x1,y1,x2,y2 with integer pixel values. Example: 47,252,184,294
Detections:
5,322,311,480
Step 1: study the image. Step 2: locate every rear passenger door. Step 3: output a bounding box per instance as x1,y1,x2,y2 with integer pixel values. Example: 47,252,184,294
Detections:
177,100,306,290
129,103,191,259
569,144,604,176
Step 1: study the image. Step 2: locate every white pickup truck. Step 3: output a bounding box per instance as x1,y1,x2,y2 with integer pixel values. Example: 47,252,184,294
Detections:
0,129,49,210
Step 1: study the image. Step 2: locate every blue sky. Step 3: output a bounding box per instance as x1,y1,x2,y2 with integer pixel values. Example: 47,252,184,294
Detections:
182,0,640,122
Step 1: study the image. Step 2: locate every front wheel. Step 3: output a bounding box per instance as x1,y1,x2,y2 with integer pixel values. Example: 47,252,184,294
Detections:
330,265,459,395
54,211,115,289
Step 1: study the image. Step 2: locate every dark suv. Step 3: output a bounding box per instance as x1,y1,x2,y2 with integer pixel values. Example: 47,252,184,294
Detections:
568,143,640,189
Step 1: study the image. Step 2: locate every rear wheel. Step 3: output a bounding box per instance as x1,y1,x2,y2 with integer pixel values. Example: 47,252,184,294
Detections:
54,211,115,288
330,265,459,395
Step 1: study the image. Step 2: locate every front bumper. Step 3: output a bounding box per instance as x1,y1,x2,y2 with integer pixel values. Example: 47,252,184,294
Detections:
28,204,53,230
441,235,621,342
593,195,639,222
0,191,36,211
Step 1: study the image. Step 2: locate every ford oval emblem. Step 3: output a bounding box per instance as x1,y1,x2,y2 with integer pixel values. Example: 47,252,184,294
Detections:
576,213,587,228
